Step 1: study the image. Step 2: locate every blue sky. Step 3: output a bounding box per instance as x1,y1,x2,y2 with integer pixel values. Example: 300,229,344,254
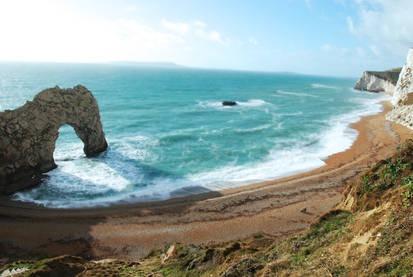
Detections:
0,0,412,77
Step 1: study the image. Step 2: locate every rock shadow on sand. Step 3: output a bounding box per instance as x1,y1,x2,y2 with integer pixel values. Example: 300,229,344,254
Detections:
0,147,223,259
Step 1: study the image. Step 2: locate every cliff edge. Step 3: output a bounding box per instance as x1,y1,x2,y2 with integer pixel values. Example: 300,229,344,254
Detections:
354,68,401,93
0,85,108,195
387,48,413,129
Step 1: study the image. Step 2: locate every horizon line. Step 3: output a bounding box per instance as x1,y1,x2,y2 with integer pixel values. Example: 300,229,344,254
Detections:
0,59,358,79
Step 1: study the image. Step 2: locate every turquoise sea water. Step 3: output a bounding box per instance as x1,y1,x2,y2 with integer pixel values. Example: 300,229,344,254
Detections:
0,63,390,208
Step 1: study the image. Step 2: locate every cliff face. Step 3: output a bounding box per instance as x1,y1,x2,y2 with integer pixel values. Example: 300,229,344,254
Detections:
0,85,108,195
387,48,413,129
354,69,401,93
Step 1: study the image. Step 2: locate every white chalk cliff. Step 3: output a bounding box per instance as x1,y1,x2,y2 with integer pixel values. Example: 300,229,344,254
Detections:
354,69,401,94
387,48,413,129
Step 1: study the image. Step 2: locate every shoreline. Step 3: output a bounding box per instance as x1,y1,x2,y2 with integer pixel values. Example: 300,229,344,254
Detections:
4,95,389,210
0,100,412,259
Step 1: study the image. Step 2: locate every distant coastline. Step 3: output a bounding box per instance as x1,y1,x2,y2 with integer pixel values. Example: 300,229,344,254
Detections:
107,61,186,68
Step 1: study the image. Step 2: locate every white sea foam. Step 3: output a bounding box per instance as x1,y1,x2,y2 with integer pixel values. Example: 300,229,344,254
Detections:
234,124,272,133
311,83,338,89
277,111,303,117
185,93,388,191
112,135,159,161
198,100,222,108
53,141,84,161
12,91,390,208
275,89,319,98
185,145,325,191
238,99,268,107
315,93,389,158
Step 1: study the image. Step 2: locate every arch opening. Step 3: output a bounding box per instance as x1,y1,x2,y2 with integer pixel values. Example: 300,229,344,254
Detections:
54,124,86,164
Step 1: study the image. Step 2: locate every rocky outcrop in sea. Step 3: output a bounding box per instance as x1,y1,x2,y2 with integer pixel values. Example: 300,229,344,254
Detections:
354,68,401,93
0,85,108,195
386,48,413,130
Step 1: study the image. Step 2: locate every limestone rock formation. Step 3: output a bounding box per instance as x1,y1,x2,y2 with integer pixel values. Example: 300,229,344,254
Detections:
387,48,413,129
354,68,401,93
0,85,108,195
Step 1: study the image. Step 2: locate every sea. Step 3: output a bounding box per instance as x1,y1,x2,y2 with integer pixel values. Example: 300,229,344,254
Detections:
0,62,390,208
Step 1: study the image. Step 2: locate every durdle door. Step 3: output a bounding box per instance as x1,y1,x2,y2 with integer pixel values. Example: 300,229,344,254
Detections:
0,85,108,195
387,48,413,129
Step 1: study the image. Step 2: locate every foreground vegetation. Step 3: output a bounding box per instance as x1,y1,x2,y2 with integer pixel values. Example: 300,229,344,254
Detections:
1,140,413,276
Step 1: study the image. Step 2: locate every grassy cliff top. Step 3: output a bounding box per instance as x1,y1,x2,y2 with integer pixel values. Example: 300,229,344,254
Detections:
367,67,402,85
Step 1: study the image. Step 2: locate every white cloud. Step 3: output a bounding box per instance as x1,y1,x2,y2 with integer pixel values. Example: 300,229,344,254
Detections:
119,19,184,45
124,5,137,12
369,45,381,56
208,31,223,43
0,1,231,63
194,21,207,28
248,37,259,45
322,42,388,70
322,44,332,52
161,19,191,35
195,29,227,44
346,17,356,34
0,1,188,62
321,44,349,56
350,0,413,55
162,19,229,45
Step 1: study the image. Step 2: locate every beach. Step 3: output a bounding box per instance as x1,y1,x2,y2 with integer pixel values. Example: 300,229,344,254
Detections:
0,100,411,259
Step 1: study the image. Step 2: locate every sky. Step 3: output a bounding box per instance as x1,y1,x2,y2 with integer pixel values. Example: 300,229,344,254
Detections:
0,0,412,77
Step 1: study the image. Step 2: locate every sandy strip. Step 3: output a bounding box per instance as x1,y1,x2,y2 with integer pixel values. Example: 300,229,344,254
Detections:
0,101,411,259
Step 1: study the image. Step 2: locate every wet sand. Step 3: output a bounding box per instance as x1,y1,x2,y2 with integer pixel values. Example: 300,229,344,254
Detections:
0,101,411,259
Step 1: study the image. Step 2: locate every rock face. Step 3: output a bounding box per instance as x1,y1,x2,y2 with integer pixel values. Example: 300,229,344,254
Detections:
0,85,108,195
354,69,401,93
387,48,413,129
222,101,237,106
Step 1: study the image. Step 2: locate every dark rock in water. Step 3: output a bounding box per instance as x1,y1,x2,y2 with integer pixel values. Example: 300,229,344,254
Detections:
0,85,108,195
222,101,237,106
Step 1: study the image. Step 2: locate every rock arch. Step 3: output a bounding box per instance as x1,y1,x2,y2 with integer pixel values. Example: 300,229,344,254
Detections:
0,85,108,195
